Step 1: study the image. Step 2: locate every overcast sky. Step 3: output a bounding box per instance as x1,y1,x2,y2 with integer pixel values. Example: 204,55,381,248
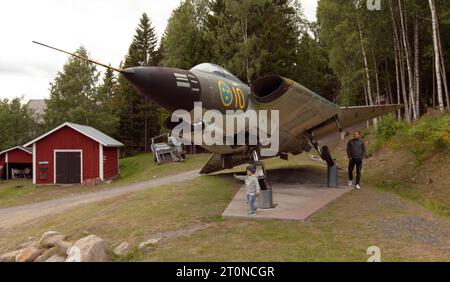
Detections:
0,0,318,101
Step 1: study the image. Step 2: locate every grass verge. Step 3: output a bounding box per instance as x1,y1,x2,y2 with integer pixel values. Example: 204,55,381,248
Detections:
0,153,208,209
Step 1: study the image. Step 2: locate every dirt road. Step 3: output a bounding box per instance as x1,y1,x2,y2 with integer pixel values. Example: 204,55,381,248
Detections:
0,170,200,229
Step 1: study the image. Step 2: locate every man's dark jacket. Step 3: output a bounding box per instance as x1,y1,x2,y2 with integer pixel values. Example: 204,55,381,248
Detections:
347,139,366,159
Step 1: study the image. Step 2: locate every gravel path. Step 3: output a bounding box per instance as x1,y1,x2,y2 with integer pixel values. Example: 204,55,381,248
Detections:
0,170,200,229
378,216,450,245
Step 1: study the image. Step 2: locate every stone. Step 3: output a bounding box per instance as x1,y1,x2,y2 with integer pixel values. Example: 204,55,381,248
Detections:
71,235,107,262
19,240,37,249
16,246,44,262
38,231,66,249
138,238,161,252
113,242,132,257
65,246,81,262
55,241,73,256
45,255,66,262
0,250,20,262
34,247,57,262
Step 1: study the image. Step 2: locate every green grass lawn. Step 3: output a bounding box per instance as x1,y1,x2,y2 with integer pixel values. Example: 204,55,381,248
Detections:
1,170,449,261
1,140,449,261
0,153,209,209
0,152,448,261
115,153,208,184
0,151,315,209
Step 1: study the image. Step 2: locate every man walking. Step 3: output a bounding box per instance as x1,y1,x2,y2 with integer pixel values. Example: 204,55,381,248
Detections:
347,131,366,189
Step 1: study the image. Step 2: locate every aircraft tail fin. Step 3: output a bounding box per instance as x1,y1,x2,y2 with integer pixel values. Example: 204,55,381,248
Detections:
32,41,123,73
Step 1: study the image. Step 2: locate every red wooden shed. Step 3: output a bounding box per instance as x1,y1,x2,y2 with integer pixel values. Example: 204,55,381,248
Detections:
24,122,123,185
0,146,33,180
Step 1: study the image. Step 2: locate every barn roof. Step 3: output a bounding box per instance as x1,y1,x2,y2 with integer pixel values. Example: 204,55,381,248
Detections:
23,122,124,148
0,146,33,156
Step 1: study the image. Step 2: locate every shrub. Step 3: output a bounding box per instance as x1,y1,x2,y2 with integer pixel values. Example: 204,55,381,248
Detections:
376,114,402,143
407,114,450,152
367,114,403,156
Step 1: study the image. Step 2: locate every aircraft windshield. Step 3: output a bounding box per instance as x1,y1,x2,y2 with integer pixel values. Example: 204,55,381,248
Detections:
191,63,242,83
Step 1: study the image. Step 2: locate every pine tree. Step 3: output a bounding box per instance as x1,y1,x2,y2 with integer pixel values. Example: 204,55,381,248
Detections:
294,27,340,102
205,0,302,84
163,0,338,100
95,68,120,136
116,13,162,154
161,0,211,69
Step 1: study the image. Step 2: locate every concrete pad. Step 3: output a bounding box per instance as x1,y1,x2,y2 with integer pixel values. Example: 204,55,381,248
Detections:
222,182,351,221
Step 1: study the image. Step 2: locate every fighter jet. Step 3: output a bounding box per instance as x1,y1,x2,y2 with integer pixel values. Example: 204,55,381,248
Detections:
33,41,402,174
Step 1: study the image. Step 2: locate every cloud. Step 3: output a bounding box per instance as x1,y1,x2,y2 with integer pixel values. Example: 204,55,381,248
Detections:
0,0,318,101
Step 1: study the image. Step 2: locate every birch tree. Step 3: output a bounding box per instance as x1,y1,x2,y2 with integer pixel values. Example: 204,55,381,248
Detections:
398,0,418,119
429,0,445,111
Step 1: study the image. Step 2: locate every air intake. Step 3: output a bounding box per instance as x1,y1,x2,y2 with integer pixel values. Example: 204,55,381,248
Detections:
251,75,291,103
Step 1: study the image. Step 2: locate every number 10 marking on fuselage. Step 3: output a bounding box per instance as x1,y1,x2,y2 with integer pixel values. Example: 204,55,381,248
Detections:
218,80,246,109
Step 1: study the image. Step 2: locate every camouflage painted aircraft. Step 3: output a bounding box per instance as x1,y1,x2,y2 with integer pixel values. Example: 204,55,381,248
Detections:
33,41,402,174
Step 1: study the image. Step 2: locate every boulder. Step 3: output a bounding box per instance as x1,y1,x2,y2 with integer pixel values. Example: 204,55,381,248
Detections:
16,247,44,262
138,238,161,252
113,242,131,257
55,241,73,256
70,235,107,262
38,231,66,249
65,246,80,262
19,240,37,249
34,247,57,262
0,250,20,262
45,255,66,262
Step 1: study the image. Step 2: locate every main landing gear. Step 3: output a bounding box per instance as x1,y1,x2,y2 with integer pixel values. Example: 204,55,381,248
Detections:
303,133,339,188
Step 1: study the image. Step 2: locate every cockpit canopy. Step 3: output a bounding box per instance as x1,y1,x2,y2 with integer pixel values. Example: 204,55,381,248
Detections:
191,63,242,83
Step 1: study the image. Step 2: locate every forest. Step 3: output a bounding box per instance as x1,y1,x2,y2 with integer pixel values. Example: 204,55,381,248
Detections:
0,0,448,154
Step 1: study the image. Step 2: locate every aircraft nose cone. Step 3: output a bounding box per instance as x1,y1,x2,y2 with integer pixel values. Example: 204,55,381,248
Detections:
122,66,201,112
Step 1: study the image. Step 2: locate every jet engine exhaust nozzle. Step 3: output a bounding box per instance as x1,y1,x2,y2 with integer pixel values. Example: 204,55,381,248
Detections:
251,75,291,103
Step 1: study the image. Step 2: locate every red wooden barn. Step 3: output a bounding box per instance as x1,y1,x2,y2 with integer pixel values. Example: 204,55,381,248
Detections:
0,146,33,180
24,122,123,185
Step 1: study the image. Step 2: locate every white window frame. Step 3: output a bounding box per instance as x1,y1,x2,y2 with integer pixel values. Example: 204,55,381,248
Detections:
99,144,104,181
32,143,36,184
53,149,83,184
5,152,8,180
117,148,120,175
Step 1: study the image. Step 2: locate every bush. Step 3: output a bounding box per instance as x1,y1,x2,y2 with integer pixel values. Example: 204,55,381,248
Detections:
368,113,450,158
367,114,403,156
376,114,403,143
407,114,450,152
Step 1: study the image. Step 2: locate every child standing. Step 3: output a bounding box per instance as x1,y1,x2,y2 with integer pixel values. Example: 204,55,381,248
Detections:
234,166,261,216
